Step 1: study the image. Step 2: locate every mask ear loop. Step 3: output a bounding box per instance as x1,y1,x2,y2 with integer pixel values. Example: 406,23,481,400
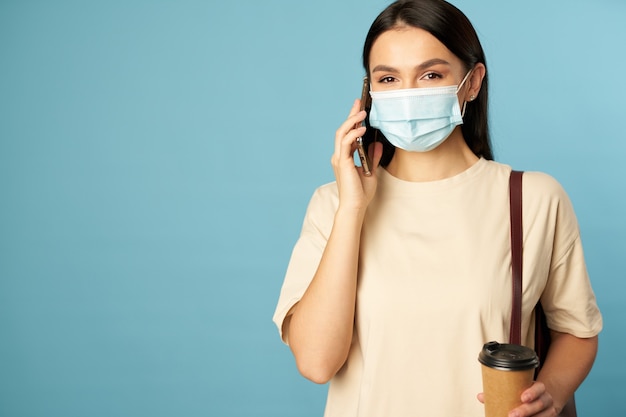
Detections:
457,69,474,118
461,101,468,118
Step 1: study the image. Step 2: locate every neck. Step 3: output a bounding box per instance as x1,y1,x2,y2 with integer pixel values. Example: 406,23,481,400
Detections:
386,128,480,182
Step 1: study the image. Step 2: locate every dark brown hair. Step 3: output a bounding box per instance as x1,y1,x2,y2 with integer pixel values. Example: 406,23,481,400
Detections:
362,0,493,165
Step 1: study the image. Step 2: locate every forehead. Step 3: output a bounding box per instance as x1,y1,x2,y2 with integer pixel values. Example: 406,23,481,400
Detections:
369,26,462,69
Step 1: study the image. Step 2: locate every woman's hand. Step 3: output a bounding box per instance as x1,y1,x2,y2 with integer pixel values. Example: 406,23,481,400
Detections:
477,382,557,417
508,381,557,417
477,333,597,416
332,99,383,212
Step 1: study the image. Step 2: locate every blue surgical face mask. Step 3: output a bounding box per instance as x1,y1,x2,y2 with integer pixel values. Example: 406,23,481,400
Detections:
368,71,472,152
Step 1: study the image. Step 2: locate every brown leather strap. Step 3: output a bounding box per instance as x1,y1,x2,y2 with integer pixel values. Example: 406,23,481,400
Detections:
509,170,578,416
509,170,523,345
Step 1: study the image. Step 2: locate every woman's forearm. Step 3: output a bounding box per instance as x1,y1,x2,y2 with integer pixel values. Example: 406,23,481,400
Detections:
536,331,598,413
287,207,365,384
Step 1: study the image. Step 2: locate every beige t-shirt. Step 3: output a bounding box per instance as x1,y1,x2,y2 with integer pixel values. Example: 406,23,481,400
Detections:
273,158,602,417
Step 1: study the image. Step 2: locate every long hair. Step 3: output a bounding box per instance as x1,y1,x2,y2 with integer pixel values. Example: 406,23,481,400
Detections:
361,0,493,165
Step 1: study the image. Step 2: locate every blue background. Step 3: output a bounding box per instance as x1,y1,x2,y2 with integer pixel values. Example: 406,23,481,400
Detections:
1,0,624,416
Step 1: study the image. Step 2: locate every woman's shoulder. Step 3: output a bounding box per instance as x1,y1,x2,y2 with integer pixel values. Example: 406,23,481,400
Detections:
519,170,570,202
523,171,567,197
302,181,339,227
484,160,568,199
502,166,578,231
310,180,339,205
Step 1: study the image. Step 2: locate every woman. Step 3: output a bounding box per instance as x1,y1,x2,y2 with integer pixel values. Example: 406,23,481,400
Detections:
273,1,602,416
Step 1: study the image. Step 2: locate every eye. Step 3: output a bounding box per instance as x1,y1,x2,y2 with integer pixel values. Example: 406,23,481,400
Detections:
378,76,397,84
421,72,442,80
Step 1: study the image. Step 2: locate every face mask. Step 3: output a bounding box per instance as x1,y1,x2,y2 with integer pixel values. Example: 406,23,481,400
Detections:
368,71,472,152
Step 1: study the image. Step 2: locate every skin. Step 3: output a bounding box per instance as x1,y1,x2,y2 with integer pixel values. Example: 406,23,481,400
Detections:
369,26,484,182
286,25,598,417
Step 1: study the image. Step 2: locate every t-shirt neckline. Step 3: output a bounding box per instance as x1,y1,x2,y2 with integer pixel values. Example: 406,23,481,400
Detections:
378,157,489,195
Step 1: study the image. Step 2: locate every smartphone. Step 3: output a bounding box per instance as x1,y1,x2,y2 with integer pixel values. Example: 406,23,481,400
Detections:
355,76,372,176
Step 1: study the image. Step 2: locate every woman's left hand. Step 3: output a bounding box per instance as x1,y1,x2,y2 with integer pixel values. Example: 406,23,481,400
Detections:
509,381,557,417
477,381,557,417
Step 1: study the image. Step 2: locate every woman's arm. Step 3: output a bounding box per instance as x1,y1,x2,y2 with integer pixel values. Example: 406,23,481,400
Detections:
286,100,383,384
511,331,598,417
287,207,365,384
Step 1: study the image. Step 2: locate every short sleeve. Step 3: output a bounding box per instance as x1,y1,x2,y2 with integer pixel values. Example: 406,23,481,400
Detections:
541,235,602,337
272,182,339,344
533,176,603,337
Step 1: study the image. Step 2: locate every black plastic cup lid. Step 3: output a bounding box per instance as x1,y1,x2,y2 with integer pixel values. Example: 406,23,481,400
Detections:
478,341,539,371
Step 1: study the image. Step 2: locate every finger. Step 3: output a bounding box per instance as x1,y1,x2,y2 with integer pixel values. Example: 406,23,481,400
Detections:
348,98,361,118
508,393,554,417
508,382,552,417
521,381,546,403
335,107,367,146
333,100,367,166
476,392,485,404
342,130,367,169
334,123,366,164
339,99,363,139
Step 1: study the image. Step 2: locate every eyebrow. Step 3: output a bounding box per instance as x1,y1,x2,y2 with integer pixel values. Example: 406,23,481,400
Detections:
371,58,451,73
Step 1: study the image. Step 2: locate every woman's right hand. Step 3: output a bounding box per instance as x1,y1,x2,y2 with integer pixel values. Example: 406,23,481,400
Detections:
331,99,383,212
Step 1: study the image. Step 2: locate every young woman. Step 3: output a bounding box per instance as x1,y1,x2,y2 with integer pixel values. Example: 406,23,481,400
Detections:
273,1,602,416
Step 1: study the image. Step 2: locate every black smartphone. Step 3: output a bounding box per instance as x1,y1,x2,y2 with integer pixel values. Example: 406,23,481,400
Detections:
355,76,372,176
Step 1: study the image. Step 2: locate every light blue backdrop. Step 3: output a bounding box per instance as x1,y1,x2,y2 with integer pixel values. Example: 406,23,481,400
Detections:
1,1,624,416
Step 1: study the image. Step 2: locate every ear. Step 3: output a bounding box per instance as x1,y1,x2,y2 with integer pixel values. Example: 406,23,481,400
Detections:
465,63,486,102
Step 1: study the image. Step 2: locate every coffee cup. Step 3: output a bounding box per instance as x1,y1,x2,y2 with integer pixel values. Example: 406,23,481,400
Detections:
478,341,539,417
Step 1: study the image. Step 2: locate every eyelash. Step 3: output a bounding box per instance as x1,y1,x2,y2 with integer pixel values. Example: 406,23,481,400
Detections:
377,72,443,84
422,72,442,80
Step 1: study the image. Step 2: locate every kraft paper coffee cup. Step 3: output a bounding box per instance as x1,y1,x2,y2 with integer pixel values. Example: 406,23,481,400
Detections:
478,341,539,417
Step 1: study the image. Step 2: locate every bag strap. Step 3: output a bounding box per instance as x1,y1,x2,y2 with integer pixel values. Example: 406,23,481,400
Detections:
509,170,578,416
509,170,524,345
